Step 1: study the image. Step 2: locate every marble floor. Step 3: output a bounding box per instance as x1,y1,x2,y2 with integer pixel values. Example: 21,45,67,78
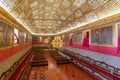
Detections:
28,52,94,80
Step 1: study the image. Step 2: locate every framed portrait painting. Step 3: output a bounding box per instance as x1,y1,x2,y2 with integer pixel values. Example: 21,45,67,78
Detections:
7,25,14,46
65,34,69,43
19,31,24,44
91,29,101,44
0,21,7,48
32,36,38,42
101,26,112,45
76,32,82,43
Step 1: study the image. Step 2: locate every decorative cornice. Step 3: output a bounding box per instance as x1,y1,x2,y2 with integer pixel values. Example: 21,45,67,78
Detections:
0,7,30,34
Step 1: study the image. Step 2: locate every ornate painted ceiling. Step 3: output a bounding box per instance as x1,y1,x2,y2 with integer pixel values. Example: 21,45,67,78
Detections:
0,0,120,35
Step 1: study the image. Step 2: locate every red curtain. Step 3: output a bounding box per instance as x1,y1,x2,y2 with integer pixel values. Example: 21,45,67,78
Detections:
69,38,73,45
69,34,73,45
117,36,120,52
82,31,89,47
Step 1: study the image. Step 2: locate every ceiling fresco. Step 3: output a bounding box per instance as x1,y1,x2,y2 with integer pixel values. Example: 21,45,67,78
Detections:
0,0,120,35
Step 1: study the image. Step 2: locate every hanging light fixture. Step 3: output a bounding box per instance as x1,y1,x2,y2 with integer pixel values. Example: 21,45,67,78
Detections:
51,36,63,49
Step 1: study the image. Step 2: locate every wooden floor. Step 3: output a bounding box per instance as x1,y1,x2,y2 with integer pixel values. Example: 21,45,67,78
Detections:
28,51,94,80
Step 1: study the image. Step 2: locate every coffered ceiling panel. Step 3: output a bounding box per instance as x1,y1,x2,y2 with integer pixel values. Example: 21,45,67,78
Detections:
85,11,98,22
80,2,92,14
0,0,120,35
94,0,120,19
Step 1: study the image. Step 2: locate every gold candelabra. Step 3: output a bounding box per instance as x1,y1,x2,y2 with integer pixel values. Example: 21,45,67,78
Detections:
51,36,63,49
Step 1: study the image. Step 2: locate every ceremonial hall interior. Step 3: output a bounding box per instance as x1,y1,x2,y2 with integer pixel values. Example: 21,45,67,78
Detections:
0,0,120,80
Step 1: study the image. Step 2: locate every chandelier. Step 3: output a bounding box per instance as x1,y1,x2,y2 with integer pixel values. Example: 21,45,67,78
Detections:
51,36,63,49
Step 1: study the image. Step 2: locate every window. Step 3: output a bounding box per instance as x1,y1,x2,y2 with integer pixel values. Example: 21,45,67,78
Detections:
24,33,26,43
14,28,19,44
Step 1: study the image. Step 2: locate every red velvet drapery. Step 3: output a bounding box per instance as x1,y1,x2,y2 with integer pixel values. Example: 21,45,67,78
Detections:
117,36,120,53
82,31,89,47
69,34,73,45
